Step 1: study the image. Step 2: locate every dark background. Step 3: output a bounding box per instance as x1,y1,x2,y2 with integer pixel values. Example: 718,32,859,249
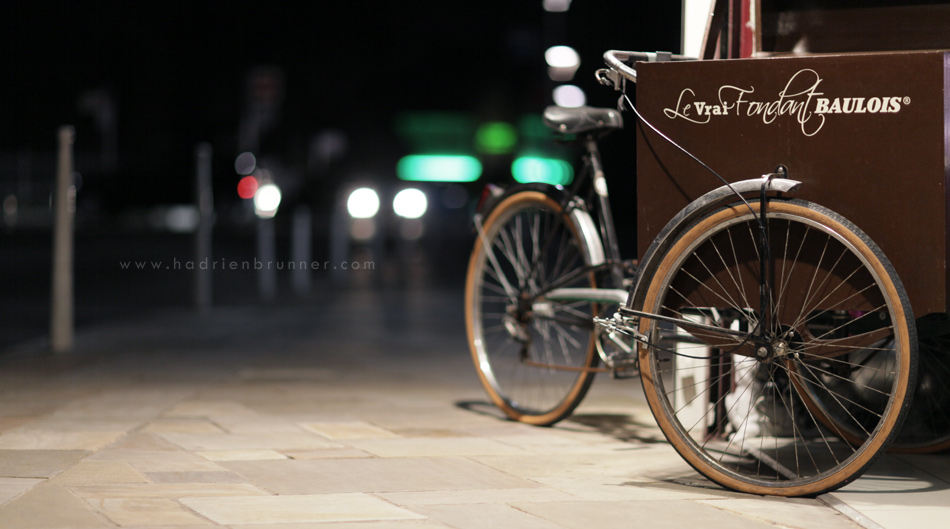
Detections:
0,1,682,349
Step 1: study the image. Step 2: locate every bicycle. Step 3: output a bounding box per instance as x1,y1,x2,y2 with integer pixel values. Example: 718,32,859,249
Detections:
464,50,918,497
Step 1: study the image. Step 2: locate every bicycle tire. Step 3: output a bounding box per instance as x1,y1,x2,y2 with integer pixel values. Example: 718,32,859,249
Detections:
636,198,917,496
465,189,600,425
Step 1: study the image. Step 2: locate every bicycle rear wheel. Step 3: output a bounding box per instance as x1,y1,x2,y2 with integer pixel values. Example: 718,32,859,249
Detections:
893,321,950,451
795,313,950,453
637,199,917,496
465,190,600,426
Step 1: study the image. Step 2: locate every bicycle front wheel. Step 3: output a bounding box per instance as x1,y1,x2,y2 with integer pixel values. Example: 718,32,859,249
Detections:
637,199,917,496
465,190,600,426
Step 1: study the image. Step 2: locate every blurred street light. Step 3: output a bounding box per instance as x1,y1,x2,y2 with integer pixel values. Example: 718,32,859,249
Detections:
347,187,380,219
254,183,281,219
234,152,257,175
553,85,586,107
543,0,572,12
545,45,580,81
237,175,259,199
393,188,427,219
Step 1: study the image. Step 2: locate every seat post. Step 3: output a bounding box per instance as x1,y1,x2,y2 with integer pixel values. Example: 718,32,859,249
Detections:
584,136,624,288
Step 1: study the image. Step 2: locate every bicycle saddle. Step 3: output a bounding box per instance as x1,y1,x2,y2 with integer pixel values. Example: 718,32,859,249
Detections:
543,106,624,135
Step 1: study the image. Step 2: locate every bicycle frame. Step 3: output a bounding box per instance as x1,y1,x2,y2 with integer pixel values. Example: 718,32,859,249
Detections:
540,136,630,306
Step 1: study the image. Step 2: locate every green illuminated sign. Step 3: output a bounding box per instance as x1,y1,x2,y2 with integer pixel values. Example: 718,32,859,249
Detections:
512,157,573,185
397,155,483,182
475,122,517,154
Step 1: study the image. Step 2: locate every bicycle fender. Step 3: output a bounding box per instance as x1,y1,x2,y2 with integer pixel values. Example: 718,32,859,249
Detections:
474,183,562,220
626,177,802,308
474,183,606,268
570,202,606,268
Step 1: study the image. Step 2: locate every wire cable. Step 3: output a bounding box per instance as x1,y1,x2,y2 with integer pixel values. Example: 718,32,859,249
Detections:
621,92,760,220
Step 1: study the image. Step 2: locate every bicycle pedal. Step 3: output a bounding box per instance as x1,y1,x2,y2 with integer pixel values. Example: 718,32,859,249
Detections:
609,356,640,379
612,366,640,379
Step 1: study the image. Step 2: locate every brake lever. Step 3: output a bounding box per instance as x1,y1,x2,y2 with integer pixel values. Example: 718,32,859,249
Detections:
595,68,623,90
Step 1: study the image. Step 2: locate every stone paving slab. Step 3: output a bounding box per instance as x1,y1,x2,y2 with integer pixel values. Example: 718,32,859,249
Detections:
156,431,345,451
0,477,43,504
831,508,945,529
91,497,213,527
144,470,246,484
411,503,567,529
0,482,109,529
197,449,289,461
698,497,863,529
53,460,148,486
827,453,950,529
141,419,227,434
182,493,427,525
300,421,400,439
221,457,544,495
70,482,270,499
0,449,89,478
278,447,375,460
87,448,231,473
349,437,532,458
510,499,811,529
221,521,451,529
375,487,578,506
0,429,126,450
527,476,743,502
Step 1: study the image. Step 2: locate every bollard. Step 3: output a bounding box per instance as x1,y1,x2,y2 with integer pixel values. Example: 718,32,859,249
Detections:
257,216,277,302
291,206,312,295
329,198,348,282
194,143,213,312
51,126,75,353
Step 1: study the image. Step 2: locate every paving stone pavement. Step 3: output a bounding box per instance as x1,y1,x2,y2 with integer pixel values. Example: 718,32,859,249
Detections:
0,284,947,528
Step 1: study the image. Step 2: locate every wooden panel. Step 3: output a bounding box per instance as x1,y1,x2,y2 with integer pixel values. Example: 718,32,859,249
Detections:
759,3,950,55
635,51,948,316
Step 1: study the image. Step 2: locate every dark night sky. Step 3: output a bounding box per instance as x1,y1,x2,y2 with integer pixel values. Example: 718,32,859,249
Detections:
2,1,681,209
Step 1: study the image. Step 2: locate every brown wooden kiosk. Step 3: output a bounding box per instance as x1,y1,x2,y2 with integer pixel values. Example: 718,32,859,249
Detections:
633,0,950,452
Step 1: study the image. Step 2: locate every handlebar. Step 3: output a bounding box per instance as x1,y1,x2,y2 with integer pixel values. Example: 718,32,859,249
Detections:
597,50,695,88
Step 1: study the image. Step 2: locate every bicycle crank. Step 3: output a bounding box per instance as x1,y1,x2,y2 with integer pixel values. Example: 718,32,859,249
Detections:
594,312,643,379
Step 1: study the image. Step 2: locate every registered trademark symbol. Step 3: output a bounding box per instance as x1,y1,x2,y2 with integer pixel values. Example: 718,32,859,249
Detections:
904,96,911,105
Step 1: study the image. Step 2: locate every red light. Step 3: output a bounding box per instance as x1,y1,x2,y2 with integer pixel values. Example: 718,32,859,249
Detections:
237,175,258,199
